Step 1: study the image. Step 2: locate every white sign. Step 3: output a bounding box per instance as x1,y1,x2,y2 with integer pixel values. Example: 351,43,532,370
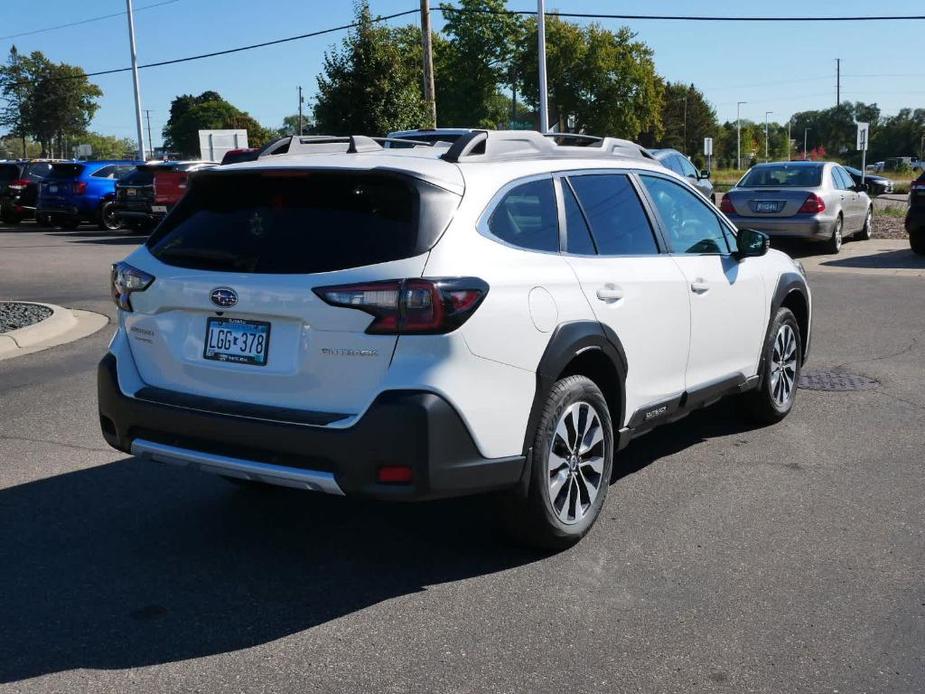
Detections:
856,122,869,151
198,129,249,162
76,144,92,158
704,137,713,156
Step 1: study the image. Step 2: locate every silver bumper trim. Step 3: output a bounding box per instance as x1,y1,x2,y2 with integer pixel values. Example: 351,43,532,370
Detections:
131,438,345,495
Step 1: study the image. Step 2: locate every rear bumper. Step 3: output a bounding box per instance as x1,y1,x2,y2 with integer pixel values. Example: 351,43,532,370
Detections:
114,209,164,225
97,353,525,501
727,214,836,240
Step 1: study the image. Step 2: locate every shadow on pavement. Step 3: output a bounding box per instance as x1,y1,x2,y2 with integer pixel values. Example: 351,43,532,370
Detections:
0,398,759,684
821,248,924,270
0,458,542,683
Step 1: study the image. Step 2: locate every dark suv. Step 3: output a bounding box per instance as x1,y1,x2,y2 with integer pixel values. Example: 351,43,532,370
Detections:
907,171,925,255
114,161,216,230
0,160,56,224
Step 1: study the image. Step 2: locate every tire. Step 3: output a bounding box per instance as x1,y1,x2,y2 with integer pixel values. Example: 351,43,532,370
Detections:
501,375,614,550
744,307,802,425
0,209,21,225
857,207,873,240
98,201,122,231
825,215,843,254
911,233,925,256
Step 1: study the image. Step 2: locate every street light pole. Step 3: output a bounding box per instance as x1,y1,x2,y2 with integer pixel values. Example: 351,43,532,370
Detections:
537,0,549,133
736,101,746,170
125,0,146,162
765,111,773,162
788,118,792,161
420,0,437,128
804,128,811,160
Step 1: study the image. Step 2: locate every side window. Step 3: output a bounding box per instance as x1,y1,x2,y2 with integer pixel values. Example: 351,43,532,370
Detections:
568,174,659,256
562,181,596,255
676,156,699,180
640,175,730,255
487,178,559,252
663,155,683,175
92,166,115,179
835,167,854,190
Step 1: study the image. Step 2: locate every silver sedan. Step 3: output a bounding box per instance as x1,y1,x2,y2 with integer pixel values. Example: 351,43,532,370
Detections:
720,161,873,254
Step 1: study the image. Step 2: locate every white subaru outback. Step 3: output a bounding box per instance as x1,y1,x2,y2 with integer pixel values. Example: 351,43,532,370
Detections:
98,131,811,548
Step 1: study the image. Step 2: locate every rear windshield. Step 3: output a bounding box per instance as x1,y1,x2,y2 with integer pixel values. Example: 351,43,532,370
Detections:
147,171,460,274
120,167,156,185
50,163,85,178
739,164,822,188
0,164,18,181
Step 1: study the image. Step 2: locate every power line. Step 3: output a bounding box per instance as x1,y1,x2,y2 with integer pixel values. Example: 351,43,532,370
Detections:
0,0,182,41
438,7,925,21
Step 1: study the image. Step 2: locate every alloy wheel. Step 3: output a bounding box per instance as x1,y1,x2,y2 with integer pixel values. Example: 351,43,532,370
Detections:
770,323,798,406
547,401,606,525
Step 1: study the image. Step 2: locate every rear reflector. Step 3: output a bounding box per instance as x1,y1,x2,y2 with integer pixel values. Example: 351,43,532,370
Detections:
314,277,488,335
377,465,413,484
719,196,735,213
798,192,826,214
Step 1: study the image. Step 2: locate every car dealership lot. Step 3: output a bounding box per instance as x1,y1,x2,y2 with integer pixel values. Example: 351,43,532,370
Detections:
1,224,923,693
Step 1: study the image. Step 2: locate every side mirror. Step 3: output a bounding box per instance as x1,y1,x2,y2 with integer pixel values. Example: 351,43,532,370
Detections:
700,169,711,179
735,228,770,259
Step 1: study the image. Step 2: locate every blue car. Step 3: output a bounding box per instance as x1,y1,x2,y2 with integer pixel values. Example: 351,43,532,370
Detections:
37,160,143,230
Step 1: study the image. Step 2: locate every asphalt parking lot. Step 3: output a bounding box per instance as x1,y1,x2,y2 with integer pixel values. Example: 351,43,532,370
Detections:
1,222,923,693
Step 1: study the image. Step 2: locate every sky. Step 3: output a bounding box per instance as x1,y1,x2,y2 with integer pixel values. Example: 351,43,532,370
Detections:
1,0,923,150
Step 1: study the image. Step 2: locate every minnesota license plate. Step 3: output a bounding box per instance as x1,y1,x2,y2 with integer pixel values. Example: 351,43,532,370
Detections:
152,205,167,213
203,317,271,366
48,185,58,193
754,200,781,213
127,189,136,196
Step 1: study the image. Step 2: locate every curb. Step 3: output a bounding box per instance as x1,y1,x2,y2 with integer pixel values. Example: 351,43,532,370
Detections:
0,303,109,360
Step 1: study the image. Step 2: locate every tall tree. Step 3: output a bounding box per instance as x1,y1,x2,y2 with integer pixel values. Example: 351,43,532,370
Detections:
436,0,525,128
640,82,718,157
0,47,29,157
517,15,664,139
162,91,274,156
314,2,427,135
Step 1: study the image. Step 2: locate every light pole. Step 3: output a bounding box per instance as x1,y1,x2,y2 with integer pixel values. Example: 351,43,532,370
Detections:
537,0,549,133
736,101,747,170
125,0,146,161
804,128,811,160
788,118,792,161
765,111,773,162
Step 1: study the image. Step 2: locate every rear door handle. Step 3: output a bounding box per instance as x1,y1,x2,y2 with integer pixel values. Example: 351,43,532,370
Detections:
690,279,710,294
596,285,624,303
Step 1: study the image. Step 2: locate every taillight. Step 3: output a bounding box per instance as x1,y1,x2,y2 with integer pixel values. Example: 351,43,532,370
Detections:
73,181,87,195
719,196,735,213
8,178,29,191
111,262,155,311
177,173,189,190
798,193,826,214
314,278,488,335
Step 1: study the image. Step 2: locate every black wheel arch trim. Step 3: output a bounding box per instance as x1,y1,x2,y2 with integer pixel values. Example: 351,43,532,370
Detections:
516,321,628,494
762,271,811,376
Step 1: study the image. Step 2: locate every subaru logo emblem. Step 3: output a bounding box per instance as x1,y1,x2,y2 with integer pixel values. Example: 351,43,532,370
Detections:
210,287,238,308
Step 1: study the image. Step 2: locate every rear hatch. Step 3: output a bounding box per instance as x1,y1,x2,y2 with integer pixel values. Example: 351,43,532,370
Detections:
0,164,19,196
40,163,85,210
124,169,460,414
116,166,157,211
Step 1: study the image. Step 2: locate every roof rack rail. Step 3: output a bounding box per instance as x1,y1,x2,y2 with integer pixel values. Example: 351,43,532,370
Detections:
258,134,443,158
440,130,654,164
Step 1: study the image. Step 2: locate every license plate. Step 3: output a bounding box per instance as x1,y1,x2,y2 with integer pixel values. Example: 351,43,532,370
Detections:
754,201,781,213
152,205,167,213
127,189,136,197
48,185,58,193
203,317,271,366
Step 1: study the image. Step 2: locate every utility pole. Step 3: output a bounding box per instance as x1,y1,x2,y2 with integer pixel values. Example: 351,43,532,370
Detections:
836,58,841,106
683,92,688,155
143,109,153,158
537,0,549,133
736,101,746,170
420,0,437,128
298,86,304,135
788,118,792,161
804,128,811,160
765,111,773,162
125,0,146,162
